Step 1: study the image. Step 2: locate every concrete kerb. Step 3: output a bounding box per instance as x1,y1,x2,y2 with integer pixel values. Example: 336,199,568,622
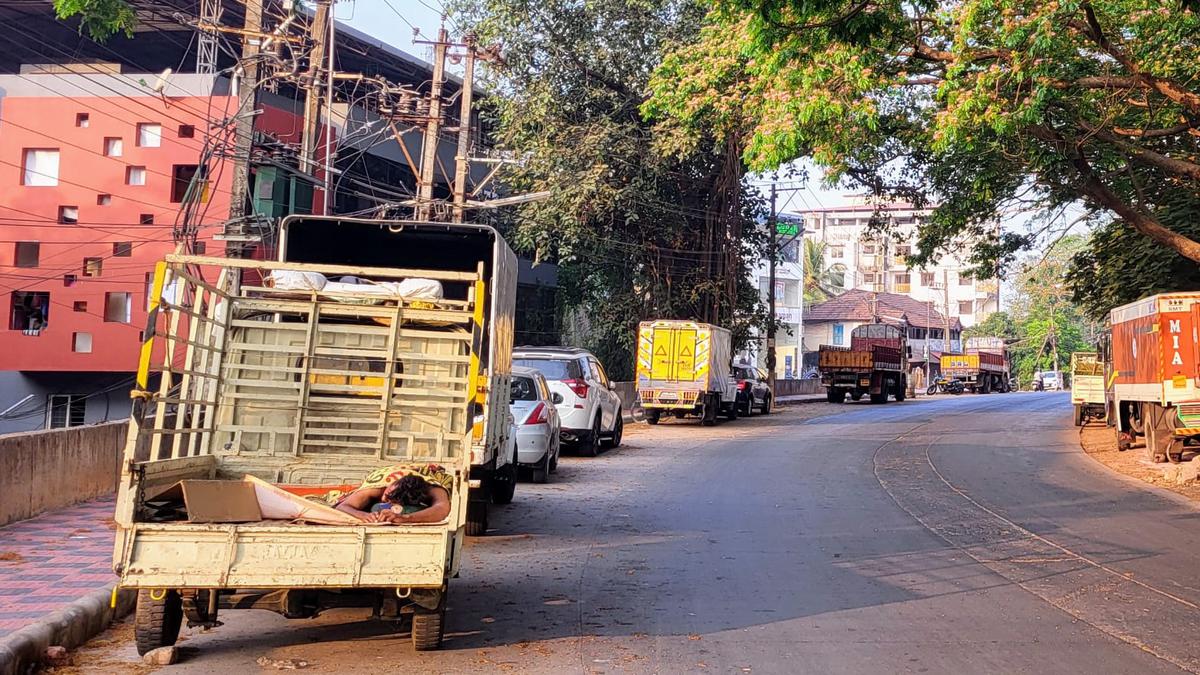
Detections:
0,582,135,675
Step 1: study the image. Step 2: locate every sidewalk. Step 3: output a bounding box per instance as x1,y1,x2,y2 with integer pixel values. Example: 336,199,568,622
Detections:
0,497,117,638
775,393,827,405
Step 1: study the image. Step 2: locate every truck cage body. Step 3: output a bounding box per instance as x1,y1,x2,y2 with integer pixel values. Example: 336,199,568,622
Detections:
113,221,514,592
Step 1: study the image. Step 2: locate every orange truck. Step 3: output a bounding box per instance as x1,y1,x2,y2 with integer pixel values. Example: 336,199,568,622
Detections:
818,323,908,404
1109,292,1200,462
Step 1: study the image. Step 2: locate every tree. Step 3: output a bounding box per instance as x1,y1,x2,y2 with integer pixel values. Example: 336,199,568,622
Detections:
800,239,842,305
963,311,1017,341
452,0,767,379
53,0,136,40
644,1,1200,276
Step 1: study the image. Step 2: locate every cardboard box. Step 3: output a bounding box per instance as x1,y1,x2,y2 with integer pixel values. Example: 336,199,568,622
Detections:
153,480,263,523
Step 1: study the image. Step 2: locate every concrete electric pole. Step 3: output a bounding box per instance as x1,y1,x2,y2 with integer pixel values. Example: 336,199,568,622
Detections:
416,28,449,221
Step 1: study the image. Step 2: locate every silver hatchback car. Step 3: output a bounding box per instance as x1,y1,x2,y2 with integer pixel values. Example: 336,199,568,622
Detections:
509,366,562,483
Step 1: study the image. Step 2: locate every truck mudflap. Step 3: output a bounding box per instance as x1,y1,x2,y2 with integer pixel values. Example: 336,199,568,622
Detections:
116,523,451,589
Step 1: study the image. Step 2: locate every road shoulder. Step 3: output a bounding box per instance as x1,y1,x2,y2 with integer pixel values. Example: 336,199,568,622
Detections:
1078,424,1200,505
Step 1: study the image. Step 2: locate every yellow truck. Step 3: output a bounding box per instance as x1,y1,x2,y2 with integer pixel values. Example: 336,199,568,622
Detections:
1070,351,1106,426
112,218,515,654
635,320,738,425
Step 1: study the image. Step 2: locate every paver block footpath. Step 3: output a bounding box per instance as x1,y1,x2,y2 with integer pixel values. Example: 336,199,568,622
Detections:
0,497,118,638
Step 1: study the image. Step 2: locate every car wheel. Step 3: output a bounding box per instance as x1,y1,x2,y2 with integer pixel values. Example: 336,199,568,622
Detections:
580,417,600,457
532,450,550,483
760,394,770,415
603,415,623,448
741,395,754,417
549,439,560,472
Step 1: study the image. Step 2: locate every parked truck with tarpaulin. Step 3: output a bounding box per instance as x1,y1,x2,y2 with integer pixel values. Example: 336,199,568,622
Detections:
818,323,908,404
1070,351,1106,425
636,320,738,425
1108,292,1200,463
940,345,1010,393
112,218,516,655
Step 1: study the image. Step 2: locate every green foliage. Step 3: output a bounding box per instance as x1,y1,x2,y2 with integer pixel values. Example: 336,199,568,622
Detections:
964,311,1017,341
54,0,136,41
645,0,1200,278
1068,200,1200,321
452,0,767,379
1005,235,1098,383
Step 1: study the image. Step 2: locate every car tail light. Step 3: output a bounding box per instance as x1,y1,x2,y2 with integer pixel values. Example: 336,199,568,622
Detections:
523,403,549,425
738,381,749,391
563,379,590,399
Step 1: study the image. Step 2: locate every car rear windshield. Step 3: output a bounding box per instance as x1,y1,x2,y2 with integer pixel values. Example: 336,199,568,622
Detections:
514,357,582,381
510,376,539,401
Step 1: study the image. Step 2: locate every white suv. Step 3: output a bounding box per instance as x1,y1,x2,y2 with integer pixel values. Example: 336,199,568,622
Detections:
512,347,623,456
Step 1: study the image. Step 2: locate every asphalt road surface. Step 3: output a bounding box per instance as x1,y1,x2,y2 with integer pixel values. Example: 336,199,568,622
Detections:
84,392,1200,673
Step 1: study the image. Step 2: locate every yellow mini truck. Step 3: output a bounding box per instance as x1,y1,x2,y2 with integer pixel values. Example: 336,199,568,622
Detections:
112,219,515,654
1070,351,1106,426
635,320,738,425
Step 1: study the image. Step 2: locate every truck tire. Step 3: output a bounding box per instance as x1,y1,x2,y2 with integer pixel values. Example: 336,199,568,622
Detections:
1073,404,1083,427
411,605,445,651
869,391,887,404
492,462,516,505
646,410,660,425
464,499,488,536
827,389,845,404
701,395,718,426
1145,404,1170,464
893,381,906,402
134,589,183,656
725,399,739,421
851,392,863,401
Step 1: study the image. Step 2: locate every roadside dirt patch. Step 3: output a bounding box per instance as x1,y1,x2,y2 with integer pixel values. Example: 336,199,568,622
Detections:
0,551,25,563
1079,424,1200,501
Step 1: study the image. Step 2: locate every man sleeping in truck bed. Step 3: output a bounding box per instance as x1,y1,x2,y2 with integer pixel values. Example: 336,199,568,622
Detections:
319,465,454,525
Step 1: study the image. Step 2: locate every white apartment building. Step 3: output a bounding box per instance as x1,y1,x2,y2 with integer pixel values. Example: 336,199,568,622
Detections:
745,215,805,378
800,197,999,329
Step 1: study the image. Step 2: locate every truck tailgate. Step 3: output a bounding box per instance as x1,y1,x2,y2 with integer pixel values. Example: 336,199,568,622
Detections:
819,348,873,369
118,523,451,588
1072,375,1106,404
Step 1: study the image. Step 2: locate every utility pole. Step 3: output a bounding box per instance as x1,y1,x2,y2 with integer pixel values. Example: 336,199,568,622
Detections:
417,28,449,221
943,268,952,353
299,0,331,177
225,0,262,257
451,35,477,223
767,181,778,397
925,299,932,387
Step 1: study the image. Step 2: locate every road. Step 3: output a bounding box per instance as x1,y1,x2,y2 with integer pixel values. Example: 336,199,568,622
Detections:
80,393,1200,673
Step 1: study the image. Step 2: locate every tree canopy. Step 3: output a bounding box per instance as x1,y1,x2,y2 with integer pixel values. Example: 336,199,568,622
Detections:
644,1,1200,280
53,0,136,40
453,0,767,378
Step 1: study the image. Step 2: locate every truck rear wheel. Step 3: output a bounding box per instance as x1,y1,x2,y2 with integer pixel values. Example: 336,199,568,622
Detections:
492,463,516,505
646,410,660,425
134,589,183,656
827,389,845,403
893,380,906,402
411,602,446,651
464,499,488,536
701,396,718,426
1145,403,1173,464
725,400,739,421
850,392,863,401
1073,404,1084,427
869,391,887,404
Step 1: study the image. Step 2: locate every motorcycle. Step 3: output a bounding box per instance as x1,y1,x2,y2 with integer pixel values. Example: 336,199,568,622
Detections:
927,377,965,395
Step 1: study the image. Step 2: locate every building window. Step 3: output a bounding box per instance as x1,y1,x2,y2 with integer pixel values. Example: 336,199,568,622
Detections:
104,137,123,157
136,123,162,148
63,274,77,287
126,166,147,186
829,245,844,259
178,124,195,138
76,113,90,127
73,301,87,312
863,272,878,284
958,300,973,315
104,292,132,323
83,257,103,277
113,241,133,257
22,148,60,186
46,394,86,429
72,332,93,353
951,329,961,340
959,272,973,286
10,291,49,332
58,206,79,224
97,194,111,206
894,273,911,293
894,244,911,258
171,164,200,203
833,323,845,346
861,243,876,255
920,271,935,286
930,328,944,340
779,239,799,263
140,213,154,225
15,242,40,268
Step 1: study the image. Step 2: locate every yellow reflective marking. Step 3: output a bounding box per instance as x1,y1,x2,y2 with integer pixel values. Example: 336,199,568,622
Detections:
135,261,168,391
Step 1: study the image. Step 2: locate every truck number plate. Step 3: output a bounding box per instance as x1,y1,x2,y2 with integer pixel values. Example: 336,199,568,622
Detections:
859,378,870,387
658,392,679,401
